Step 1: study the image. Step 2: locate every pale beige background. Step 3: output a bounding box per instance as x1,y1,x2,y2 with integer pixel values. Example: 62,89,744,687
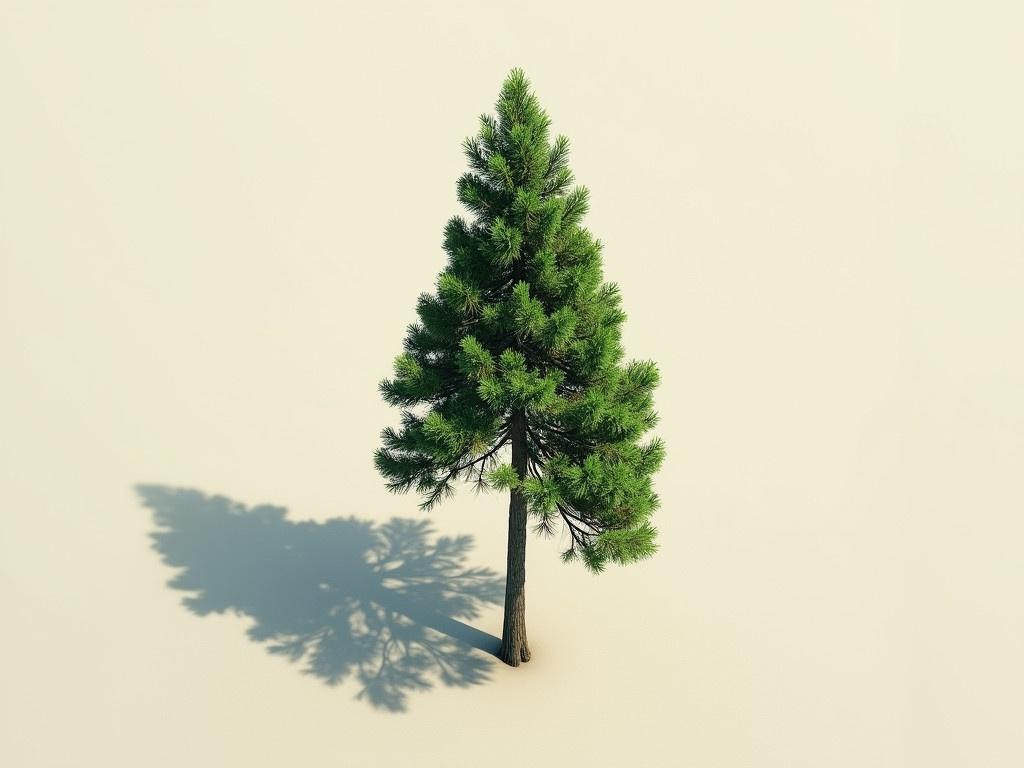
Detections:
2,2,1021,766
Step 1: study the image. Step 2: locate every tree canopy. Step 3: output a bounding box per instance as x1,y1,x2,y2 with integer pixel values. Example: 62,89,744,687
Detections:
375,68,664,573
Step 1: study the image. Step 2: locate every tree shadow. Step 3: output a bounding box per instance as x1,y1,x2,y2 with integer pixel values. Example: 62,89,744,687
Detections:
136,484,503,712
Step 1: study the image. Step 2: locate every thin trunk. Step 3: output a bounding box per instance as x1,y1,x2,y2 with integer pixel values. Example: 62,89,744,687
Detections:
498,409,531,666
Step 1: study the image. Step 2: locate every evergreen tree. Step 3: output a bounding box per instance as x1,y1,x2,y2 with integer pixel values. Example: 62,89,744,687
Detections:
374,69,664,666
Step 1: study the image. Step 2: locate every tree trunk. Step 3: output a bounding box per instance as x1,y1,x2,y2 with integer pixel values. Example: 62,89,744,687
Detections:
498,409,531,666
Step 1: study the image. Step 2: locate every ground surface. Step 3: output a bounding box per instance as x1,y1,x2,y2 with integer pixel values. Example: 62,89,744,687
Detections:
2,3,1021,766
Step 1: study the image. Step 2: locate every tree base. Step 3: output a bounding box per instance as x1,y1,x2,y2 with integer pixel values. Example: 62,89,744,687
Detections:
497,638,531,667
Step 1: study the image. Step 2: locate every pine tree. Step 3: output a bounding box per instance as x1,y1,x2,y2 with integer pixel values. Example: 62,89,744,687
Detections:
374,69,665,666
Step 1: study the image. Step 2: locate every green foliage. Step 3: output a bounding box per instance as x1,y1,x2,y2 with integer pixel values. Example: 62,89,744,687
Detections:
485,464,520,491
375,68,664,570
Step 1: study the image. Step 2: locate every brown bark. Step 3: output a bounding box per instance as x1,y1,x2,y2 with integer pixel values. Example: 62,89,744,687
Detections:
497,409,531,666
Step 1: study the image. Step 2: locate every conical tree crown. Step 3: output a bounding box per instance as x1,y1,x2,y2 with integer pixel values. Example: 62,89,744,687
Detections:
375,69,664,571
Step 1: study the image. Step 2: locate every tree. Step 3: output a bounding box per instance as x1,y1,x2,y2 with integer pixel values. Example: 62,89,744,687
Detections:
374,69,665,666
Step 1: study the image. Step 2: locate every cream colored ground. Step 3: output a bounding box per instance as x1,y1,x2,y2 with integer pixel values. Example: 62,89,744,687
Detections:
2,3,1021,767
